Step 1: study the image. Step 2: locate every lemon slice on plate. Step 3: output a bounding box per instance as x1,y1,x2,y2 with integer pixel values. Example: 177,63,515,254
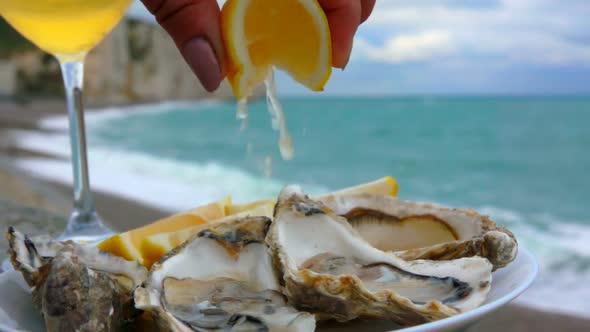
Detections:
322,176,399,198
97,197,230,265
140,202,275,268
228,176,398,213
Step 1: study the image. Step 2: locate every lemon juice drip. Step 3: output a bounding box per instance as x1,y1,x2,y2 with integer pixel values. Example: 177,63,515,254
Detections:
236,97,249,132
264,156,272,177
236,69,294,166
265,68,294,160
236,98,249,119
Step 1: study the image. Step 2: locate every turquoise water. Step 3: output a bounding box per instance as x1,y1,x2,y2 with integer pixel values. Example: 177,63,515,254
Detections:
93,97,590,226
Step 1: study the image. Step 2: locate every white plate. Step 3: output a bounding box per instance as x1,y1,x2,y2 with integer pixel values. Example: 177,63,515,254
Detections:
0,247,537,332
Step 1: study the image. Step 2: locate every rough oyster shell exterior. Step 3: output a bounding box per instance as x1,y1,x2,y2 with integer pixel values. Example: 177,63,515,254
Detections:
134,216,316,332
267,186,493,326
6,227,147,332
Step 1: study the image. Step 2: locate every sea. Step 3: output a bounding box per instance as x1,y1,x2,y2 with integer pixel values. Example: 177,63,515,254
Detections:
11,96,590,317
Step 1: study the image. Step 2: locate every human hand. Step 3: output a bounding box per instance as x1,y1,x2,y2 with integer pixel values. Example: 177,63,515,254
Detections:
141,0,375,92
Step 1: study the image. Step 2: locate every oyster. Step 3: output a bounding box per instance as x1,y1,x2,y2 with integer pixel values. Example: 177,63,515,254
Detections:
320,193,517,270
267,186,493,326
6,227,147,332
134,216,316,332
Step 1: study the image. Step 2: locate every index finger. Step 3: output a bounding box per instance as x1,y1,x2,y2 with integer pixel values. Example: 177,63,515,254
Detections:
142,0,226,91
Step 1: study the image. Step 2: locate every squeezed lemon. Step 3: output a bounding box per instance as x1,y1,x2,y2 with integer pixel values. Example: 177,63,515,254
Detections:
221,0,331,160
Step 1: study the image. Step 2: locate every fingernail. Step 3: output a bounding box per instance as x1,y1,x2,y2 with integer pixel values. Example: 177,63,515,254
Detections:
334,45,353,70
342,45,353,70
183,38,222,92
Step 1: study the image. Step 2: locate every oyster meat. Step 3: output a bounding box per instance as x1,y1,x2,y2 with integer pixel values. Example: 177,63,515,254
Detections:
267,186,493,326
321,193,518,269
6,227,147,332
135,216,316,332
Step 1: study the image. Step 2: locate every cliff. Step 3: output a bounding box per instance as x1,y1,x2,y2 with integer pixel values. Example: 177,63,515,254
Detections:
0,18,236,104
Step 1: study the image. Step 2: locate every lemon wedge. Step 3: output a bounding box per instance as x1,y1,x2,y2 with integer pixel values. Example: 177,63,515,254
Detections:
97,197,231,264
321,176,399,198
221,0,332,98
140,202,275,268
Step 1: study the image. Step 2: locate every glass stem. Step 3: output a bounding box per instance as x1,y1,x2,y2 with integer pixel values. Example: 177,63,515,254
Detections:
60,60,96,222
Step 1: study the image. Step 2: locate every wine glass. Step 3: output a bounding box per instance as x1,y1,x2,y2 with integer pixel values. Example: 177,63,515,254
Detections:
1,0,133,243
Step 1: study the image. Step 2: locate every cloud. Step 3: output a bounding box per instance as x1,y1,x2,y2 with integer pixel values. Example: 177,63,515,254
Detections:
356,0,590,66
358,30,454,64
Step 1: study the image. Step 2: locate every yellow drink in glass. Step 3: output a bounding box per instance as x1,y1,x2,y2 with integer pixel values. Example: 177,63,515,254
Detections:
1,0,132,58
0,0,133,241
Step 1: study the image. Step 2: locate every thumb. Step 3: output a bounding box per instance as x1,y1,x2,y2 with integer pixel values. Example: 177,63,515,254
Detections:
317,0,375,69
317,0,362,69
141,0,226,92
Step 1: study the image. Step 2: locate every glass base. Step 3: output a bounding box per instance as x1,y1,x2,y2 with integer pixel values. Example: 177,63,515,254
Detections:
58,209,114,244
1,210,112,273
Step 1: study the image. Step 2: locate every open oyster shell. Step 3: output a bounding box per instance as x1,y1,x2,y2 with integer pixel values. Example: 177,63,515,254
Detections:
267,186,493,326
134,216,316,332
6,227,147,332
320,193,518,270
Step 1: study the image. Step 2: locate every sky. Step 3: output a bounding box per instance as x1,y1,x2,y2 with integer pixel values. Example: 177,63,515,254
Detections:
129,0,590,96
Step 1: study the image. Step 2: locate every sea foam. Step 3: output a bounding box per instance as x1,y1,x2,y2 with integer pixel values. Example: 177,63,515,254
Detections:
11,101,287,211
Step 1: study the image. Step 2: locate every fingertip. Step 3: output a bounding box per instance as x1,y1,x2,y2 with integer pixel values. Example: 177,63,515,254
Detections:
143,0,226,90
360,0,376,24
183,38,223,92
318,0,362,69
